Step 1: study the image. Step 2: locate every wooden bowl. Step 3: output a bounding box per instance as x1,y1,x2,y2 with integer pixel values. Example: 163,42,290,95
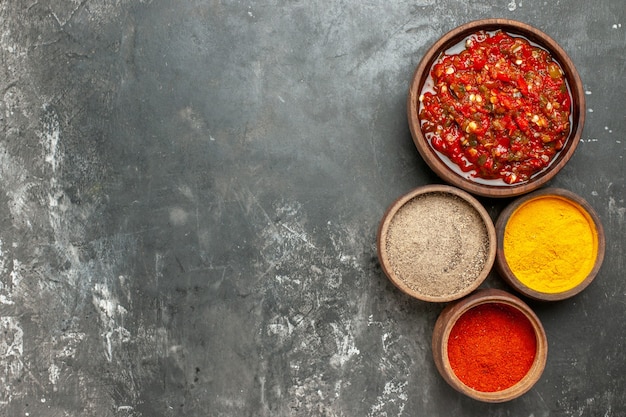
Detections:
432,288,548,402
377,184,496,302
495,188,605,301
407,19,585,198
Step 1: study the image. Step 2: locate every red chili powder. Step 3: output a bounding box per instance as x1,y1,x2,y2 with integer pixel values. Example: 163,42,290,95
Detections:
447,303,537,392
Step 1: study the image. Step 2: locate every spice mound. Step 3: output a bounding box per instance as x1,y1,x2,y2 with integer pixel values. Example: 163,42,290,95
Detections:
418,30,572,184
503,195,598,293
447,303,537,392
384,192,489,299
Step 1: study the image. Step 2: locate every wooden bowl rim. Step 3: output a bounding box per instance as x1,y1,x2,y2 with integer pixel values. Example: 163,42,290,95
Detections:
407,18,586,198
495,187,606,301
432,288,548,402
376,184,496,303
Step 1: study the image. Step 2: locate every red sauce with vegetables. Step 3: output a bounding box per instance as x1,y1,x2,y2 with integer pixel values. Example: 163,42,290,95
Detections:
419,30,572,184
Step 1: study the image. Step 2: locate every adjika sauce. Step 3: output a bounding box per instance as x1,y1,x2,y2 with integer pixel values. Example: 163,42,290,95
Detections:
419,30,572,184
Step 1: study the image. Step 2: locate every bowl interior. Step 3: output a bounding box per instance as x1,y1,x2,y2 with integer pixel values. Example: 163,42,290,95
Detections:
433,289,548,402
407,19,585,198
495,188,605,301
377,185,496,302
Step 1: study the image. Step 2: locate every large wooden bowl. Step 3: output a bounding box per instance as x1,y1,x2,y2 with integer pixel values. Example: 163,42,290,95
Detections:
407,19,585,198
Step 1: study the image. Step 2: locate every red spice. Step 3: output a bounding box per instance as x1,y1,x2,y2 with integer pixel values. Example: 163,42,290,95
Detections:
447,303,537,392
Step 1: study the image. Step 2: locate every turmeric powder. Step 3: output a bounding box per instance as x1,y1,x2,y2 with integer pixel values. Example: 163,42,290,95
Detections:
503,196,598,293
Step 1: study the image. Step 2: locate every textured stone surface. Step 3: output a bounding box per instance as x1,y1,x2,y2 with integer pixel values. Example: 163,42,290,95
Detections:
0,1,624,415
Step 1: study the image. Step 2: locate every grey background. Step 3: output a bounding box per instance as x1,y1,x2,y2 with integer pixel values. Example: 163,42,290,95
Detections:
0,0,624,416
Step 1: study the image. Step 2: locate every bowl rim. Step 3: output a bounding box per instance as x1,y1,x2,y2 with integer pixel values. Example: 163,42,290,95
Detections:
432,288,548,402
376,184,496,302
494,187,606,301
407,18,586,198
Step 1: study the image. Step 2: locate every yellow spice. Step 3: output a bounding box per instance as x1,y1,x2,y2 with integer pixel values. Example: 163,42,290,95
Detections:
503,196,597,293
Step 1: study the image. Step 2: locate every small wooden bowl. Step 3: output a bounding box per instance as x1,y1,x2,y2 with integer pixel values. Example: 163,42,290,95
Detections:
432,288,548,402
495,188,605,301
377,184,496,302
407,19,585,198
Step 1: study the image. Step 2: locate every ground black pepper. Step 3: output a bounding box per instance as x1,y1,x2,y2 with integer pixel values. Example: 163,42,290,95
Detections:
385,192,489,298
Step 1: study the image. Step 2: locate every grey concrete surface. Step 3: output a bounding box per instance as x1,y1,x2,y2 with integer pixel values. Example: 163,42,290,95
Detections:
0,0,624,416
